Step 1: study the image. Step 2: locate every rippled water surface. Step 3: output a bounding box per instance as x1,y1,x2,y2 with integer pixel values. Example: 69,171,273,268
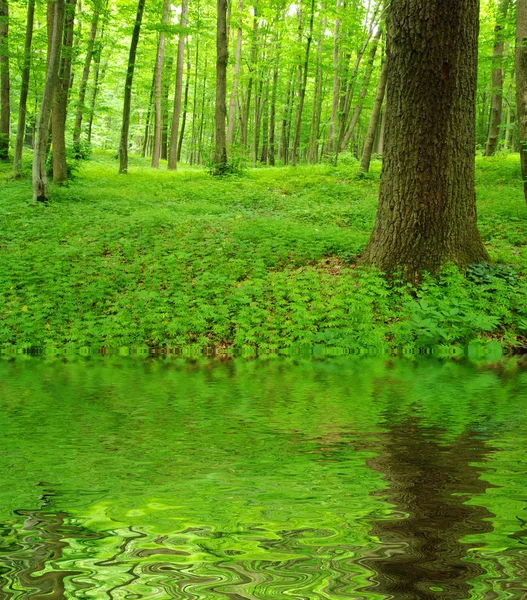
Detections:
1,357,527,599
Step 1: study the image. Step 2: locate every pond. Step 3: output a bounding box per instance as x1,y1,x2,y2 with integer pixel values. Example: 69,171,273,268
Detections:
0,357,526,599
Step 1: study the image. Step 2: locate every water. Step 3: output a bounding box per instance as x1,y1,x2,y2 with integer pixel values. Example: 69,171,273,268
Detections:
0,357,526,599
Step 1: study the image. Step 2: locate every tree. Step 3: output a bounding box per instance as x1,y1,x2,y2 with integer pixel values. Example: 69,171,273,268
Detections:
32,0,66,202
484,0,510,156
517,0,527,203
152,0,169,168
51,0,77,185
0,0,9,161
13,0,35,177
118,0,146,175
214,0,228,170
360,57,387,173
73,0,102,155
361,0,488,277
167,0,189,170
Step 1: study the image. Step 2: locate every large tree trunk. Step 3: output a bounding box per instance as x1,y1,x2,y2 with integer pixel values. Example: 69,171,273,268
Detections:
51,0,77,185
32,0,65,202
517,0,527,204
0,0,10,161
484,0,510,156
360,58,387,173
214,0,228,169
167,0,188,170
151,0,169,168
118,0,146,174
361,0,488,278
13,0,35,177
72,1,100,155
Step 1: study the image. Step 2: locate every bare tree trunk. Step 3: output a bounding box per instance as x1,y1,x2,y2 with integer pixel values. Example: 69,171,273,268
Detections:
327,0,342,155
167,0,188,169
189,35,200,165
360,58,387,172
362,0,488,277
118,0,145,174
339,27,382,152
240,6,258,151
308,18,325,163
177,54,191,162
484,0,510,156
87,17,106,145
268,45,279,166
72,1,100,154
51,0,77,185
280,67,295,164
214,0,228,168
151,0,170,168
227,0,243,149
32,0,65,202
504,76,513,150
0,0,10,161
516,0,527,203
13,0,35,177
142,69,155,157
291,0,315,166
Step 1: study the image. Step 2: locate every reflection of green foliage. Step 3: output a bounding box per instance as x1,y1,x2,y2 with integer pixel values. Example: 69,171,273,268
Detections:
0,358,527,597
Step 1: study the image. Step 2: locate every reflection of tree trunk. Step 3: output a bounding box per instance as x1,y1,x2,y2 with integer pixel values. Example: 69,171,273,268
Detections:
363,419,496,600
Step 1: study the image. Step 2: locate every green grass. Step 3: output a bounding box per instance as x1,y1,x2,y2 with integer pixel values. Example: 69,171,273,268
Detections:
1,151,527,355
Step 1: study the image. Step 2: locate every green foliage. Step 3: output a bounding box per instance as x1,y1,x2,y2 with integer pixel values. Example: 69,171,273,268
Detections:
1,152,527,353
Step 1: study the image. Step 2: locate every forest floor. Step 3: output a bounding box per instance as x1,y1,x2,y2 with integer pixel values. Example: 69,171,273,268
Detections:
1,151,527,357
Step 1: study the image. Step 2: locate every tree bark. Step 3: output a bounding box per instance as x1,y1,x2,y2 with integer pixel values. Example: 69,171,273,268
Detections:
361,0,488,277
214,0,228,168
51,0,77,185
268,45,279,166
13,0,35,177
291,0,315,166
0,0,10,161
327,0,342,155
226,0,242,150
32,0,65,202
517,0,527,203
151,0,169,168
87,15,107,145
484,0,510,156
177,54,191,162
72,1,100,154
118,0,146,174
167,0,188,170
360,58,387,172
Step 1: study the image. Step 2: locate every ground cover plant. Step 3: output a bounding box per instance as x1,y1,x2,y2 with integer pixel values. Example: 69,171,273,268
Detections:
1,152,526,355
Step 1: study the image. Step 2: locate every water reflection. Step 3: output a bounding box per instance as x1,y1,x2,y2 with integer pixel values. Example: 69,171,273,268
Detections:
363,419,496,599
0,358,527,598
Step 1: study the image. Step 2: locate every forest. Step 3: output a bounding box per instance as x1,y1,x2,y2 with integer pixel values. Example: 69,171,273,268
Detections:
1,0,527,354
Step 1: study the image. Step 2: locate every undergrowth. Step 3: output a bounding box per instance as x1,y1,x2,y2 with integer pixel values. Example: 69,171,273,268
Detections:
1,152,526,354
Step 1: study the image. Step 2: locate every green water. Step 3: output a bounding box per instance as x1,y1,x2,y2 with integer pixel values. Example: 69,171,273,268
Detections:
0,357,526,599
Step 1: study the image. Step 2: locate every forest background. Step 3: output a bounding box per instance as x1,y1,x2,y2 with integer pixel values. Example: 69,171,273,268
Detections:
1,0,527,356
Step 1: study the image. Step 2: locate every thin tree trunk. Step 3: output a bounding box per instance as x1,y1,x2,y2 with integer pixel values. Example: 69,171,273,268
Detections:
241,6,258,151
338,25,382,156
73,1,100,154
161,56,172,160
87,16,106,145
51,0,77,185
281,67,295,164
327,0,342,155
484,0,510,156
33,0,65,202
516,0,527,203
177,54,191,162
260,77,269,163
0,0,10,160
142,69,155,157
118,0,145,174
214,0,228,168
268,45,279,166
227,0,243,149
13,0,35,177
152,0,170,168
197,54,208,164
308,19,325,163
189,34,200,165
362,0,488,277
504,77,513,150
360,57,387,172
167,0,188,169
291,0,315,166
